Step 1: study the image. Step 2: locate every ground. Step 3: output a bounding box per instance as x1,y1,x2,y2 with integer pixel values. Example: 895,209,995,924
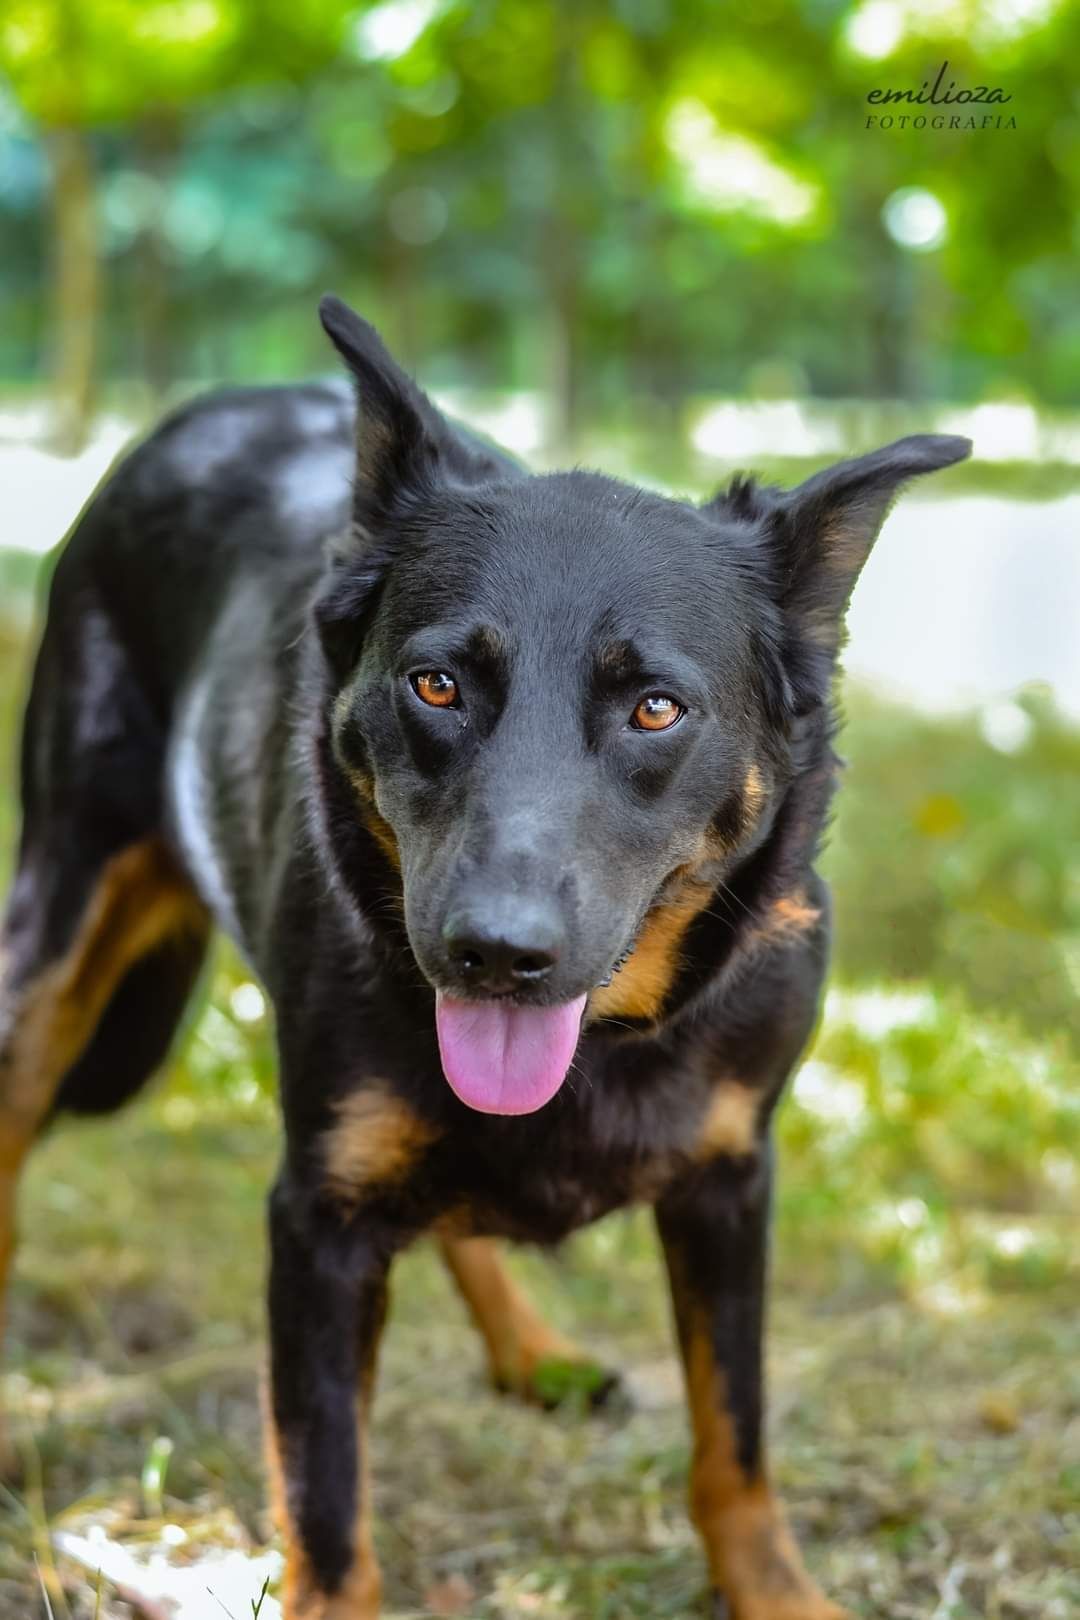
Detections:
0,605,1077,1620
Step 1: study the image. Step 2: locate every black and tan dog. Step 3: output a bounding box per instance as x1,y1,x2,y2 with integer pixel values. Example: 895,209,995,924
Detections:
0,297,969,1618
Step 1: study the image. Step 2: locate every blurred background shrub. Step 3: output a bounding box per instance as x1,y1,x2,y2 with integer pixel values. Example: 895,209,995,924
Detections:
0,0,1078,453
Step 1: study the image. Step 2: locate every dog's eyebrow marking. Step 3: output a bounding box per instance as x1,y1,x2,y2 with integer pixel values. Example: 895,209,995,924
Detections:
464,623,510,669
322,1083,439,1208
590,638,707,706
593,639,640,681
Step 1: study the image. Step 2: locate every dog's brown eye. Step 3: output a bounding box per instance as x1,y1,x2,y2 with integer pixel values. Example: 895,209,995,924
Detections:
412,671,459,708
631,694,684,732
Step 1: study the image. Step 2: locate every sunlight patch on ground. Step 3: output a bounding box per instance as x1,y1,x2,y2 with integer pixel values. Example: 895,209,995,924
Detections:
56,1525,282,1618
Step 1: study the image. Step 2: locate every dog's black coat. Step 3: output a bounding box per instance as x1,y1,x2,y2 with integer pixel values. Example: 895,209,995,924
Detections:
6,297,970,1613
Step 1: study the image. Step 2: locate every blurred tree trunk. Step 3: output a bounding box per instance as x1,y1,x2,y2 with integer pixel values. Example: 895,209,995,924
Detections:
851,178,908,400
47,125,99,455
47,123,99,456
135,115,179,406
389,236,420,373
545,215,580,454
543,20,587,454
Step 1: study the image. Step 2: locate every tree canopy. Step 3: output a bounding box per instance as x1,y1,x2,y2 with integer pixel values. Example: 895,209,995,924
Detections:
0,0,1077,437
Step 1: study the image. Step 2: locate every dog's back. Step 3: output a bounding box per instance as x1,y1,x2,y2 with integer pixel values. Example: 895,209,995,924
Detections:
53,380,355,693
0,382,356,1144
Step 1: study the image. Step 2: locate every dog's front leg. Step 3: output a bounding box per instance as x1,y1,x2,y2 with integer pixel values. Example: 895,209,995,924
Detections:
267,1175,391,1620
656,1150,849,1620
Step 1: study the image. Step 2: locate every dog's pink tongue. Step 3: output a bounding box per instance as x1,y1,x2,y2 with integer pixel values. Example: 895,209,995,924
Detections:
435,994,587,1115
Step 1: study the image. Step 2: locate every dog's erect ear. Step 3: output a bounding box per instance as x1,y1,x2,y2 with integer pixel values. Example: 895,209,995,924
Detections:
315,296,508,673
766,433,971,654
319,293,444,521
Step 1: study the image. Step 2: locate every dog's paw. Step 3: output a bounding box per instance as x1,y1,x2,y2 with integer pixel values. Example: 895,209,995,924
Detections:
709,1590,852,1620
497,1354,626,1412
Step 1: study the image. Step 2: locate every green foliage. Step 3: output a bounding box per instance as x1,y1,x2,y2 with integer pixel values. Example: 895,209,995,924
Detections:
779,988,1079,1297
826,687,1080,1050
1,1,1078,409
527,1355,614,1409
0,0,352,125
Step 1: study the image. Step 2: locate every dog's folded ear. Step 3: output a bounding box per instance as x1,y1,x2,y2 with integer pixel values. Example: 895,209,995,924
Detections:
319,294,498,528
766,433,971,655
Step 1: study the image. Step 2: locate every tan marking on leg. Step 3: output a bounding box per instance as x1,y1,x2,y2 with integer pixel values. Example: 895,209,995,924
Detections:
266,1395,382,1620
440,1236,585,1392
266,1271,387,1620
0,1125,26,1472
695,1081,760,1161
322,1084,437,1209
2,838,207,1117
684,1325,848,1620
587,871,714,1024
0,837,206,1468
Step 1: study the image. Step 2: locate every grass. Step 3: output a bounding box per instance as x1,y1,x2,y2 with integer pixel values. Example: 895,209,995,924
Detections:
0,580,1077,1618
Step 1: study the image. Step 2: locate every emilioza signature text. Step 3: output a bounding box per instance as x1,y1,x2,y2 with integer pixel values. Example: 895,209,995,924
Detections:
866,61,1016,130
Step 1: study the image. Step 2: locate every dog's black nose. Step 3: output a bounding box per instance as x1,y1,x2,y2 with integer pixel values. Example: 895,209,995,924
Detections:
443,898,562,994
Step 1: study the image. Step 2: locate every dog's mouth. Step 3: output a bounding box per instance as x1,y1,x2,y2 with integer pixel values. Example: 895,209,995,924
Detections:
434,923,645,1117
435,992,588,1115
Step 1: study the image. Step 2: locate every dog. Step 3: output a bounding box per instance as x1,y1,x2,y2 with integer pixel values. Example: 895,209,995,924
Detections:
0,295,970,1619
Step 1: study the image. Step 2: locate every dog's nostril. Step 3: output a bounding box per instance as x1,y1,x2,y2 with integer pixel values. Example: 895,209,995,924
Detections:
443,902,563,992
512,953,552,979
443,913,563,984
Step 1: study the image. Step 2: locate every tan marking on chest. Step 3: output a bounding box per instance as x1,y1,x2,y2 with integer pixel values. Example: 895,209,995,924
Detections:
323,1084,438,1207
763,889,821,943
623,1081,761,1206
695,1081,759,1160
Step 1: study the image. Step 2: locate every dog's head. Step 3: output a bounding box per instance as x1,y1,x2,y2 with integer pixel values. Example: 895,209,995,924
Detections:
315,296,970,1114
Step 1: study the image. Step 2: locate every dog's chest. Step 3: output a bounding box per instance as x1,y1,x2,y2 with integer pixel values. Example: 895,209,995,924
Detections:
446,1067,753,1243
